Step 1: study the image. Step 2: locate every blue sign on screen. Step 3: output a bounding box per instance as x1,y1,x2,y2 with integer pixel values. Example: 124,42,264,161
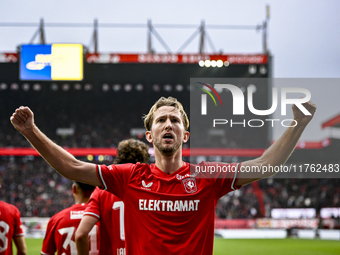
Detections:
20,45,52,80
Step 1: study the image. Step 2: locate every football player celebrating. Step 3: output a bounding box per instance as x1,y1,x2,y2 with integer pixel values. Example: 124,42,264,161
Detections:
11,96,316,255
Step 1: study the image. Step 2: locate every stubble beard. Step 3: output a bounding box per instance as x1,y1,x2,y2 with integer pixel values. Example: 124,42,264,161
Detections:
153,135,182,157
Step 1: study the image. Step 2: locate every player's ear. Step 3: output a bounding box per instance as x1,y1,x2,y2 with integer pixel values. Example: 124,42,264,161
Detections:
145,131,153,143
183,131,190,143
72,183,77,194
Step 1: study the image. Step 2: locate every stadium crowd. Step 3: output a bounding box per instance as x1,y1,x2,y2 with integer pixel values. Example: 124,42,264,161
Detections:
215,177,340,219
1,99,339,220
0,109,134,148
1,155,339,219
1,103,266,149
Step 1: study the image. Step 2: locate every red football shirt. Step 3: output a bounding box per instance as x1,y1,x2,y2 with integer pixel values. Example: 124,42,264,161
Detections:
84,187,125,255
41,203,99,255
96,161,241,255
0,201,24,255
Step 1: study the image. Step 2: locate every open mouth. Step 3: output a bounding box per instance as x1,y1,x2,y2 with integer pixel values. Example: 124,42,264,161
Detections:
163,133,174,140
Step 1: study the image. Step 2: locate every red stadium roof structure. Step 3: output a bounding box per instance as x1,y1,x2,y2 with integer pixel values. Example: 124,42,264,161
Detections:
0,52,268,64
322,113,340,129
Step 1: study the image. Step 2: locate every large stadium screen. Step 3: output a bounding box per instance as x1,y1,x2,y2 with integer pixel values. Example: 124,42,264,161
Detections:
19,44,83,81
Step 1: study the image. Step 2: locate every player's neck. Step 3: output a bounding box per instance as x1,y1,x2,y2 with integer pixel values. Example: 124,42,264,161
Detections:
74,196,89,205
154,148,183,175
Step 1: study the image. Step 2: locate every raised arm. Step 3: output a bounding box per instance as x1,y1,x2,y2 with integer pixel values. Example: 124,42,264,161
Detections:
237,101,317,186
10,106,101,186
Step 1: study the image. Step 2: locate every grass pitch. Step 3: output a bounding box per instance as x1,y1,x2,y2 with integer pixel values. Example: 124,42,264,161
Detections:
213,238,340,255
15,238,340,255
16,238,43,254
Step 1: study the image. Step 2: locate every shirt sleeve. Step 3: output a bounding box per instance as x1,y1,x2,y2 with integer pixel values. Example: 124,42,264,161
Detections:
41,216,57,255
13,207,24,236
84,188,101,219
96,163,135,200
199,161,242,199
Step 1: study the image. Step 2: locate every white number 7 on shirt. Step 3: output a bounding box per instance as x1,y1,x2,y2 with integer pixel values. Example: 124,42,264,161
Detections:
113,201,125,241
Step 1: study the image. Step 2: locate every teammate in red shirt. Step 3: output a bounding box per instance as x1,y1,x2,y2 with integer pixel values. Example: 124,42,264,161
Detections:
0,176,27,255
75,139,150,255
41,182,97,255
11,96,316,254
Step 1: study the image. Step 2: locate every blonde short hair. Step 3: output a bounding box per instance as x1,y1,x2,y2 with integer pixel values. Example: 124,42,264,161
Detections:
143,97,189,131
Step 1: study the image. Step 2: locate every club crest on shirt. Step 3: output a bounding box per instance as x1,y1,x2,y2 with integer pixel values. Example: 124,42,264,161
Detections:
182,177,197,194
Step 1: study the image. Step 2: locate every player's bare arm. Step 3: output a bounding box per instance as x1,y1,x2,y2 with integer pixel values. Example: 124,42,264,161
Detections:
75,215,98,255
10,106,101,186
13,235,27,255
237,101,317,186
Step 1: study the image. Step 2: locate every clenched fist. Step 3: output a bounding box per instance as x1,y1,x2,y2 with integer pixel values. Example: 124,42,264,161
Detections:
10,106,35,134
